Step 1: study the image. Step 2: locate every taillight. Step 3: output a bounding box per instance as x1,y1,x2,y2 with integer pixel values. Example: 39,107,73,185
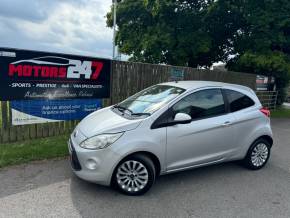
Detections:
260,107,270,117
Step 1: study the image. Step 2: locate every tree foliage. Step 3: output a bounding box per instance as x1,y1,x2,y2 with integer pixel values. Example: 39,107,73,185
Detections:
106,0,290,103
106,0,219,67
209,0,290,103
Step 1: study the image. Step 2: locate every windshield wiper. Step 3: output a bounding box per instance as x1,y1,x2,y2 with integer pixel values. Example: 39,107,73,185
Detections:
113,105,133,114
131,112,151,116
113,105,150,117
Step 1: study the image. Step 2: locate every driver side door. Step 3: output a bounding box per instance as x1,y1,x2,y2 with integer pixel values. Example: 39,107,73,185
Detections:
165,88,236,172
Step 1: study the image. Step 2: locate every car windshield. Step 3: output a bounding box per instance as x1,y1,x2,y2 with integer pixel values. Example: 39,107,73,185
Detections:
115,85,185,116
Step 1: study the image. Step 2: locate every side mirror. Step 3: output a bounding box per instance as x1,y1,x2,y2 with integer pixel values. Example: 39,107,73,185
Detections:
174,113,191,124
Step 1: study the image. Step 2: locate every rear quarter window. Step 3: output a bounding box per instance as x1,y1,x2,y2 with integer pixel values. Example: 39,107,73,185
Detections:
224,89,255,112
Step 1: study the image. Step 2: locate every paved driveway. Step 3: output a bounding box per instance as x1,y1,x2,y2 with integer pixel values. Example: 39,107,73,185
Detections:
0,119,289,218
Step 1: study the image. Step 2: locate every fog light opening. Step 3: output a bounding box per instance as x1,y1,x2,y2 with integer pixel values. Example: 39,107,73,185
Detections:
85,159,98,170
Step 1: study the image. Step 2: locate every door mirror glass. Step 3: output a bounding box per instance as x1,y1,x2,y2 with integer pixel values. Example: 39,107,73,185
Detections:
174,113,191,123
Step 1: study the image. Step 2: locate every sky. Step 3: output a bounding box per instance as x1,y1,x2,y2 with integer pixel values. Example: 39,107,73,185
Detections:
0,0,113,59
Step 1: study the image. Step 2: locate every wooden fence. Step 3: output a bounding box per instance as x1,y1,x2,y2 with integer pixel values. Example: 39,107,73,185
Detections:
0,60,256,144
110,61,256,105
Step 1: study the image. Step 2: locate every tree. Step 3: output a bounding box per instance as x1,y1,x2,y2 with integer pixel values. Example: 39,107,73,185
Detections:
207,0,290,104
106,0,290,103
106,0,220,67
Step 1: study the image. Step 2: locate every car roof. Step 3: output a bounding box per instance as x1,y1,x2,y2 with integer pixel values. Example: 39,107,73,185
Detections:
160,80,254,93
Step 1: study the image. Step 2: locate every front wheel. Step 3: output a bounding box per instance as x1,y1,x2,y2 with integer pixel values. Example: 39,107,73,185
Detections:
113,154,156,196
243,138,271,170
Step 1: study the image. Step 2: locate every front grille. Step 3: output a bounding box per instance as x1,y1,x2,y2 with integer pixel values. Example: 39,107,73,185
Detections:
69,140,82,171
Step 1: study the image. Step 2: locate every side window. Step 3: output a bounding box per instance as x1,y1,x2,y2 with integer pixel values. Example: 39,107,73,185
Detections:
172,89,226,120
225,89,255,112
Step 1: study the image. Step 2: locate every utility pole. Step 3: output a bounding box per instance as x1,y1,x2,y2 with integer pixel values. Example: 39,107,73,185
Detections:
112,0,117,60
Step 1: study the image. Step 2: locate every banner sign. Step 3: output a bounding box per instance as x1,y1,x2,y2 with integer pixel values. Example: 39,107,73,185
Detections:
11,99,102,125
0,48,111,100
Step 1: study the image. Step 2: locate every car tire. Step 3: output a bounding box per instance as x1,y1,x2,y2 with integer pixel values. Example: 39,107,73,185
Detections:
112,154,156,196
243,138,271,170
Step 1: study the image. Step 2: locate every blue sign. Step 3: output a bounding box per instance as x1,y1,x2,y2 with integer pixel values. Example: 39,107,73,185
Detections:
11,99,102,125
169,68,184,81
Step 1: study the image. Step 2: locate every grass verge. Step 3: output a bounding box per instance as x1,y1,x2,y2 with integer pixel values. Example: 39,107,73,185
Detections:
0,135,69,168
271,106,290,118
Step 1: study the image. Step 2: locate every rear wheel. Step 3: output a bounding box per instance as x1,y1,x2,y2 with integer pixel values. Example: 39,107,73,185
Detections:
243,138,271,170
113,154,156,196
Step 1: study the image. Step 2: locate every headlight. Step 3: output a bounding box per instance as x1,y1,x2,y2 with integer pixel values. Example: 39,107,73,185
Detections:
80,132,124,150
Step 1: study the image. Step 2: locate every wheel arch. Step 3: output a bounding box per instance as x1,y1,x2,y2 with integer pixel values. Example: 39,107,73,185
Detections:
240,134,273,160
242,134,273,170
253,135,273,147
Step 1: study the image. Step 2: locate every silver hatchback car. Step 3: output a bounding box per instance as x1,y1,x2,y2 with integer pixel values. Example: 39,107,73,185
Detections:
69,81,273,195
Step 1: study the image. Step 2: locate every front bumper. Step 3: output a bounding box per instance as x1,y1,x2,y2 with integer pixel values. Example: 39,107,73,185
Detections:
68,137,121,186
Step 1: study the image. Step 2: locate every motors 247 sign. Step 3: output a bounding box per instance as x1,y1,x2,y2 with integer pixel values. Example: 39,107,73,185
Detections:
0,48,111,100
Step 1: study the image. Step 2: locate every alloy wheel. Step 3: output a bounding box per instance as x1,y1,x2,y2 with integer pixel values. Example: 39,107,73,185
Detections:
250,143,269,167
116,160,149,193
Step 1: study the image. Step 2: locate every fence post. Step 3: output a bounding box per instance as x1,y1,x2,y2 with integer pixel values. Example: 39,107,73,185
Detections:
274,91,278,109
0,101,11,143
1,101,9,129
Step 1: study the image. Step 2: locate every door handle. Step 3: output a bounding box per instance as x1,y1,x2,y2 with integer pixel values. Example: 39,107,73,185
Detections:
222,121,231,127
